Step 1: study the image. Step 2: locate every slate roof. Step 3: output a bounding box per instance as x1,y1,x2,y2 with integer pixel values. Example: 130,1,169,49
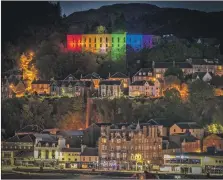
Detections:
147,118,173,127
162,141,180,149
37,141,58,147
154,62,192,69
99,80,121,86
192,72,212,79
61,148,81,152
63,74,77,81
190,59,221,65
32,80,51,84
7,135,20,142
15,151,33,158
110,72,128,78
175,122,202,129
130,80,154,86
181,135,199,143
82,73,100,79
16,125,43,134
34,133,58,141
57,130,84,137
81,147,98,156
19,134,35,142
134,68,153,76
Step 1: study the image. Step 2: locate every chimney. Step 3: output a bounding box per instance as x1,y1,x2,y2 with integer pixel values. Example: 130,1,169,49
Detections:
173,61,175,67
143,126,147,136
152,61,155,68
81,74,83,79
81,144,86,153
109,72,111,78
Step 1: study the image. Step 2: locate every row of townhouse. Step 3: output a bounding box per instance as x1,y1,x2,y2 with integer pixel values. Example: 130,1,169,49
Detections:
2,58,223,99
1,128,98,169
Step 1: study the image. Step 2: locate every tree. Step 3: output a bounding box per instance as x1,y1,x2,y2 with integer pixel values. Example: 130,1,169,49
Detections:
96,25,107,34
164,66,184,81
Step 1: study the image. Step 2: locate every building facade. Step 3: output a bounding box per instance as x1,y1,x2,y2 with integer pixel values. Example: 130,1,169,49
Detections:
203,134,223,152
98,123,163,170
31,80,51,95
98,80,122,97
129,80,161,97
170,122,204,139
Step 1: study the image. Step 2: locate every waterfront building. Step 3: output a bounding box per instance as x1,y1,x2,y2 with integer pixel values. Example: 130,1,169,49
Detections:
203,134,223,152
1,134,35,166
80,145,99,169
163,152,223,174
98,122,163,170
34,134,66,166
59,148,81,169
170,122,204,139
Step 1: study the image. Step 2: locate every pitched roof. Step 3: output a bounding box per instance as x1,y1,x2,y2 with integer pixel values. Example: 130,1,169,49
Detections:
130,80,154,86
7,135,20,142
162,141,180,149
63,74,77,81
147,118,173,127
32,80,51,84
190,59,221,65
19,134,35,142
81,147,98,156
61,148,81,152
192,72,211,79
154,62,192,69
110,72,128,78
99,80,121,86
175,122,202,129
82,73,100,79
57,130,84,136
134,68,153,76
16,125,43,134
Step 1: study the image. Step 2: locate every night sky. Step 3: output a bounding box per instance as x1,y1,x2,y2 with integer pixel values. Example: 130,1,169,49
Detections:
61,1,223,16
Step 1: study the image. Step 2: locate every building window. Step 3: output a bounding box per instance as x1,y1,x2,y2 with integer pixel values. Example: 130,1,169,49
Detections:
89,38,91,43
83,157,85,161
100,37,102,43
38,150,41,158
174,129,176,132
118,37,120,43
75,158,77,161
106,37,108,43
46,150,49,159
89,157,91,161
112,37,114,43
62,158,64,160
52,150,55,159
68,158,71,161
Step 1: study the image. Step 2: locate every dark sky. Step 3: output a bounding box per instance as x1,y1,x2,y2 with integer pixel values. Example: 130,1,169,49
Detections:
61,1,223,16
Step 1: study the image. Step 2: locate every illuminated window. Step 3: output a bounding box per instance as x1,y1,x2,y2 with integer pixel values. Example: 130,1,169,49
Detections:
124,37,126,42
112,37,114,43
106,37,108,43
100,37,102,43
100,44,102,48
89,38,91,43
118,37,120,43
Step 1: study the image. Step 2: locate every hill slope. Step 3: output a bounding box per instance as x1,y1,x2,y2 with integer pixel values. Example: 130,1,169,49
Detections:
64,3,223,46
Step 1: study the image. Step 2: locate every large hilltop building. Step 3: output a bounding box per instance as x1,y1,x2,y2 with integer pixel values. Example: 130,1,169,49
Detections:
66,34,157,60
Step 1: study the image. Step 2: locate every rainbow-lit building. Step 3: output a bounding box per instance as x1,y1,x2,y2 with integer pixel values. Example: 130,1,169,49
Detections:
67,34,159,60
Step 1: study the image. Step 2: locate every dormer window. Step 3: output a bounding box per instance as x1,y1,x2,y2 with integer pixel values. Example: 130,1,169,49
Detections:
46,143,49,147
52,143,55,147
139,72,142,75
143,72,146,75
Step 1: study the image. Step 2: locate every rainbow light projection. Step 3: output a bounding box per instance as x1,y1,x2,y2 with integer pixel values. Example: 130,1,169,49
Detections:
67,34,154,60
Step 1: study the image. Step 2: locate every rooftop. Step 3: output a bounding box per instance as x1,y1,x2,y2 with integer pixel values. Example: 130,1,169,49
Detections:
81,147,98,156
110,72,128,79
175,122,202,129
99,80,122,86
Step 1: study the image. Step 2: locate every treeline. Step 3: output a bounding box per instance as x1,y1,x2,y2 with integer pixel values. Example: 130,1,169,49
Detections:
2,96,85,136
91,80,223,129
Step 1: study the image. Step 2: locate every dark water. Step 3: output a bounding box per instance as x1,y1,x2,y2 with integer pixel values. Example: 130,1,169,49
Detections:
2,173,131,179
